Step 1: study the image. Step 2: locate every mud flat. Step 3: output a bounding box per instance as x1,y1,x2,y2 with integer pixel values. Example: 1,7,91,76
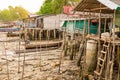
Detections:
0,33,80,80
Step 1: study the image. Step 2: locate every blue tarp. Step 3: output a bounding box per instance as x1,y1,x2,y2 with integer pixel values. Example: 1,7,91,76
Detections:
0,28,20,32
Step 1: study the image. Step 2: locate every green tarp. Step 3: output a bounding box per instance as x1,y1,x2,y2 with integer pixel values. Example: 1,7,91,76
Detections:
116,7,120,10
116,11,120,26
62,20,100,34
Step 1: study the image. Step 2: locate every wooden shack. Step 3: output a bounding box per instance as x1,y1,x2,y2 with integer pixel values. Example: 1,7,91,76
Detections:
74,0,120,80
21,14,66,49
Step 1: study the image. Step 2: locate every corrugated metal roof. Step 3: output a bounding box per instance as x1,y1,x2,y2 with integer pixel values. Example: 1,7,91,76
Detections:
110,0,120,5
98,0,120,10
74,0,120,13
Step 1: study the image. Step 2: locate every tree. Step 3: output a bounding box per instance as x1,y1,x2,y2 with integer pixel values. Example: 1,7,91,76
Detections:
0,6,28,21
0,9,12,21
15,6,28,18
37,0,54,14
37,0,80,15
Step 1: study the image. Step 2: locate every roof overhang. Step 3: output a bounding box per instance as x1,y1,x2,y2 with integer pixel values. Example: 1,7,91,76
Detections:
74,0,120,13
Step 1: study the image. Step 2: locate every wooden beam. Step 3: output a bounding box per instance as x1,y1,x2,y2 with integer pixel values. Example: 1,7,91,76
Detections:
91,7,109,11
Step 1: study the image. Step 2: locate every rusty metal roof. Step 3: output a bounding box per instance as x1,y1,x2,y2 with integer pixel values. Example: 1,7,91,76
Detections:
74,0,120,13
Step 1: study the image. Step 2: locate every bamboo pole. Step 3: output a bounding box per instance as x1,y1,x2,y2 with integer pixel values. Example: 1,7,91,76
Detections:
104,18,107,32
74,17,77,58
21,25,27,80
18,24,21,73
46,30,49,51
54,15,57,39
39,29,42,71
88,12,90,34
58,14,63,74
4,35,9,80
35,29,38,61
95,4,102,79
58,32,62,73
98,4,102,58
105,40,111,80
83,12,86,38
110,10,116,80
32,29,34,40
117,46,120,80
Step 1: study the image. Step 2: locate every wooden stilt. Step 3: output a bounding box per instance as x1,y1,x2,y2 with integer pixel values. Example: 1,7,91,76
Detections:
22,25,27,80
58,27,63,73
94,4,102,80
18,26,21,73
39,29,42,71
83,12,86,38
32,29,34,40
117,46,120,80
98,4,101,57
46,30,48,50
110,10,116,80
104,18,107,32
54,29,56,39
88,12,90,34
4,38,9,80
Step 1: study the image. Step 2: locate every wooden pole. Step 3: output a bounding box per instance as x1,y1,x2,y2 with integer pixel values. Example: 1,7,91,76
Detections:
83,12,86,38
58,13,63,73
4,36,9,80
35,29,37,63
22,24,27,80
98,4,101,57
18,24,21,73
54,29,56,39
110,10,116,80
39,29,42,71
88,12,90,34
95,4,102,79
117,46,120,80
104,18,107,32
46,30,48,51
32,29,34,40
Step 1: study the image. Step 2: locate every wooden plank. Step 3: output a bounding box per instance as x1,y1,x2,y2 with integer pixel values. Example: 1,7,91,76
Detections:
25,41,62,49
91,7,109,11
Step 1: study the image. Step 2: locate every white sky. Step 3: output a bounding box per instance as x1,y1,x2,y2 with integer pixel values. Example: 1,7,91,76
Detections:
0,0,44,13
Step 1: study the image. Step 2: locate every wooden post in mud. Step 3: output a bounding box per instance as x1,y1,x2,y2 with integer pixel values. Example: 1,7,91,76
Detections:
83,12,86,38
32,29,34,40
110,10,116,80
45,29,50,51
35,29,38,63
4,36,9,80
88,12,90,34
98,4,101,58
117,46,120,80
39,29,42,71
104,18,107,32
18,25,21,73
22,24,27,80
54,29,56,39
94,4,102,80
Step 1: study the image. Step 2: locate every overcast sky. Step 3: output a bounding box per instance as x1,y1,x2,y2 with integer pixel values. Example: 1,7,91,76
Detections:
0,0,44,13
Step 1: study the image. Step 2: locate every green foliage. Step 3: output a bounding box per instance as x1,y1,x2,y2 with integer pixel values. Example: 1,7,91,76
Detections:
37,0,80,15
37,0,53,14
0,6,28,21
52,0,66,14
0,9,12,21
